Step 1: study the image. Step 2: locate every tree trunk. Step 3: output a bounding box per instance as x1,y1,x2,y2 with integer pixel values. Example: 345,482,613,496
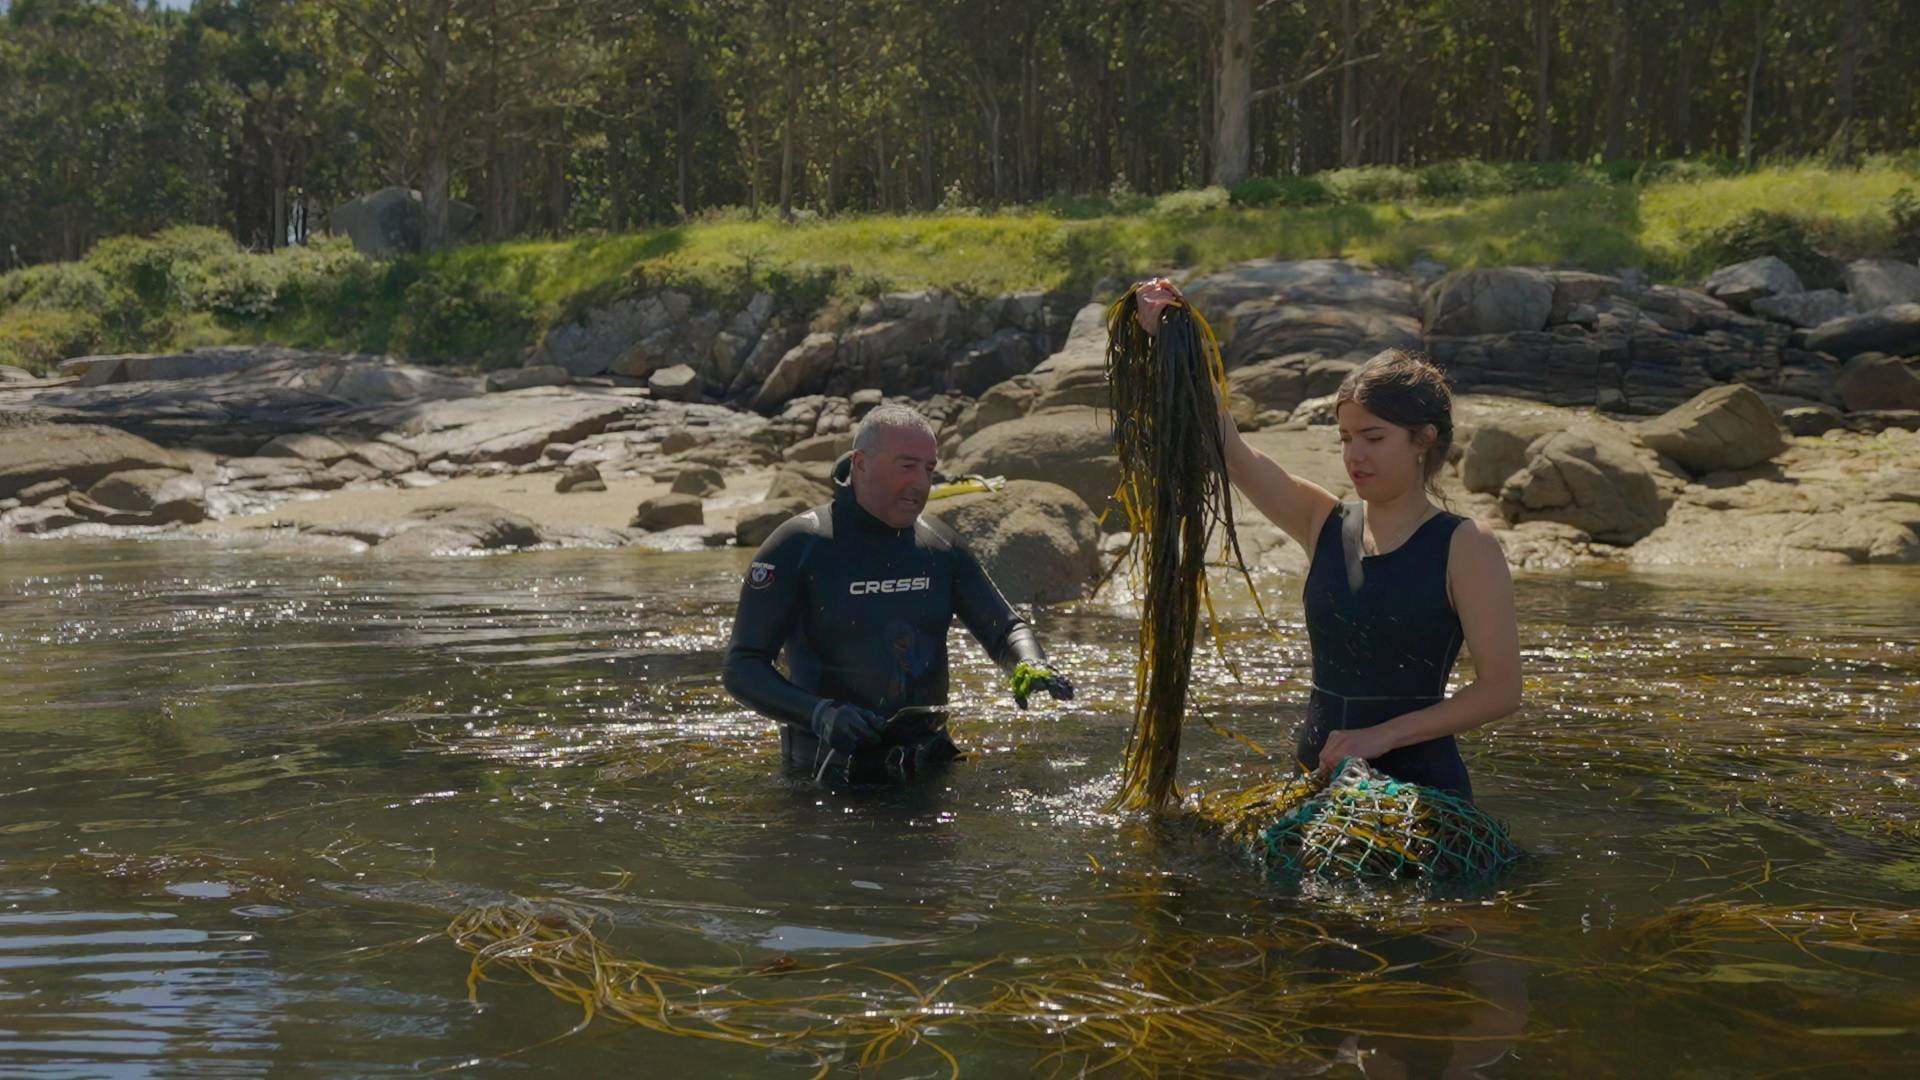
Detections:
1339,0,1358,167
1532,0,1552,161
269,142,287,251
421,12,454,252
1832,0,1861,161
1742,3,1766,165
1210,0,1253,186
1602,1,1631,161
547,148,568,233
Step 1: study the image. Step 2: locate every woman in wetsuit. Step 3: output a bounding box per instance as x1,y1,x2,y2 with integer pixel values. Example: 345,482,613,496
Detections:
1136,280,1521,798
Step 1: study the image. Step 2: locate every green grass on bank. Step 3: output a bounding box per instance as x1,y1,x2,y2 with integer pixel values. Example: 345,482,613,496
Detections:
4,156,1917,376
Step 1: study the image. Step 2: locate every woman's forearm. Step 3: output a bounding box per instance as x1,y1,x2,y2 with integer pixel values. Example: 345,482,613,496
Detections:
1376,676,1521,750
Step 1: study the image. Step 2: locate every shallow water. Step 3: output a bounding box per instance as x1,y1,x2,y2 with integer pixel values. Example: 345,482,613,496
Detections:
1,542,1916,1077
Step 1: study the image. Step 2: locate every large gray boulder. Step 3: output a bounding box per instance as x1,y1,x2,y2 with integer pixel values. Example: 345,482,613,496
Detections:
1804,303,1920,359
1499,429,1666,544
631,493,704,530
925,480,1101,604
81,469,207,524
536,294,684,377
330,187,478,255
950,328,1041,397
1751,289,1854,329
374,392,632,467
1703,256,1803,310
951,409,1118,522
1183,258,1420,367
1637,384,1785,476
1457,414,1567,494
1226,354,1310,414
1423,268,1553,336
1843,258,1920,311
486,364,572,393
668,464,726,497
1835,353,1920,412
375,503,541,556
648,364,703,402
0,423,181,500
751,332,838,412
735,497,815,548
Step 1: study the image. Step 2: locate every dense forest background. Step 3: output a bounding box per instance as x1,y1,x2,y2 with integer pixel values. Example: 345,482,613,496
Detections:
3,0,1917,266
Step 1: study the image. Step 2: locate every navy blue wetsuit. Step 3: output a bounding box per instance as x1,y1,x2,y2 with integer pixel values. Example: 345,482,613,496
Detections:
1298,501,1474,798
722,455,1046,776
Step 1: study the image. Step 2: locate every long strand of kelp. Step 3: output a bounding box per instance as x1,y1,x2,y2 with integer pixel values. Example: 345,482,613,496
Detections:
1102,284,1257,812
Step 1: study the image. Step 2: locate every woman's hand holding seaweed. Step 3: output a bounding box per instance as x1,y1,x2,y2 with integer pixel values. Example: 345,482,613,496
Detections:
1134,277,1182,337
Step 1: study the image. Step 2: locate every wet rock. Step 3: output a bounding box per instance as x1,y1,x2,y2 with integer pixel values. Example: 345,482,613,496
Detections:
765,468,832,505
1751,289,1854,329
1183,259,1420,366
555,463,606,493
1703,256,1802,310
648,364,703,402
1547,270,1622,323
6,502,86,534
849,388,885,418
1843,258,1920,311
1227,355,1310,414
1458,414,1568,494
1637,384,1785,476
925,480,1101,604
630,524,734,552
1782,405,1846,436
631,493,704,530
1847,410,1920,434
735,497,815,548
1423,268,1553,336
83,469,207,524
951,409,1118,523
659,429,709,454
0,423,181,500
376,503,543,556
1834,353,1920,412
783,432,851,463
485,364,572,393
376,392,633,466
669,465,726,497
16,478,71,505
258,432,350,463
751,332,838,412
1499,429,1666,544
1804,303,1920,359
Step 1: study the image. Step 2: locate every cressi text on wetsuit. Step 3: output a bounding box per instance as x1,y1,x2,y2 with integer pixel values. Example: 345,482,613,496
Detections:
722,455,1047,775
1299,501,1474,798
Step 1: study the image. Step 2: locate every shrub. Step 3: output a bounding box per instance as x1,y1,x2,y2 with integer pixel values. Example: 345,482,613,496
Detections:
0,308,102,375
1698,209,1838,289
1321,166,1422,204
1229,175,1334,207
0,261,112,312
389,273,535,363
1153,186,1231,216
1888,188,1920,260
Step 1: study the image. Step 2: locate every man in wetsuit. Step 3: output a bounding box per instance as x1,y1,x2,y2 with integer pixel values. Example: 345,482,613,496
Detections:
722,404,1074,783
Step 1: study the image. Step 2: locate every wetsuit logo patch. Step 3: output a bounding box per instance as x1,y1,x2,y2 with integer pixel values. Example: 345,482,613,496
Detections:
850,576,932,596
748,561,777,590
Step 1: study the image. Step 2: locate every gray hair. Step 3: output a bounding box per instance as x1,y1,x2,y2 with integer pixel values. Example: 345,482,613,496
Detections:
852,403,936,453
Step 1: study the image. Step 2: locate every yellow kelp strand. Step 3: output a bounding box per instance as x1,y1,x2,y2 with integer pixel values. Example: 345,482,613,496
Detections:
1100,284,1257,812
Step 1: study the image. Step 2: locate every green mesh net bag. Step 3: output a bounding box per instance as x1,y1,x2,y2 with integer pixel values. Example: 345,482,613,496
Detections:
1195,758,1522,883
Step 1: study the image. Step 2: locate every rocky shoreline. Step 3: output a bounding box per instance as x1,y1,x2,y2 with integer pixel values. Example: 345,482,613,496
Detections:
4,255,1917,596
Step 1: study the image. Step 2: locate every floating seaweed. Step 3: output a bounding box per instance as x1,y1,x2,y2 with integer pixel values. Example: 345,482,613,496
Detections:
447,896,1493,1078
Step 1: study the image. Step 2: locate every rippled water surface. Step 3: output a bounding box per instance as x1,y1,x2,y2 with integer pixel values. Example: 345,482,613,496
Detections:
2,542,1916,1077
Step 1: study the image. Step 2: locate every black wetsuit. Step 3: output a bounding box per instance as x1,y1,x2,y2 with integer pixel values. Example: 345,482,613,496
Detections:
1298,501,1474,798
722,455,1045,776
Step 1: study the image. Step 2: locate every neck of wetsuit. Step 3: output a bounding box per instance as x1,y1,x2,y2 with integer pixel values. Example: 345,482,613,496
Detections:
834,479,908,538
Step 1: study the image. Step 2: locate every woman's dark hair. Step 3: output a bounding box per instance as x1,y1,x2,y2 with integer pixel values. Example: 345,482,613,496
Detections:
1334,348,1454,497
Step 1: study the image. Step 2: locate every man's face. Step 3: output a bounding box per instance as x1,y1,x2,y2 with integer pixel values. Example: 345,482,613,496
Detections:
851,425,937,529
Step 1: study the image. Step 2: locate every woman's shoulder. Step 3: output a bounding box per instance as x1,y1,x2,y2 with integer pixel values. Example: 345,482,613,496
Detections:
1444,515,1510,570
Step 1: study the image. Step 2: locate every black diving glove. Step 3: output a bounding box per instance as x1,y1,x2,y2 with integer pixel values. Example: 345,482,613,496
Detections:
810,700,883,753
1009,661,1075,711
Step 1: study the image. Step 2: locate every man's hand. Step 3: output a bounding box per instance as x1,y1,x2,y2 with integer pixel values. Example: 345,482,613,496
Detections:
811,700,883,752
1316,725,1398,777
1134,277,1183,337
1010,661,1075,711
